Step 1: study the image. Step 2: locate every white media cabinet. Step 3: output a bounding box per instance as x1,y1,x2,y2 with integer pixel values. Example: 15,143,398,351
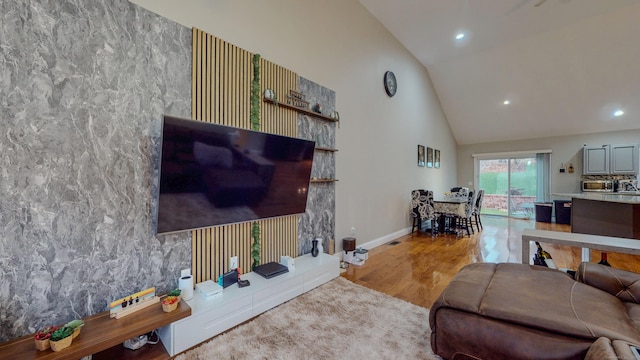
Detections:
157,253,339,356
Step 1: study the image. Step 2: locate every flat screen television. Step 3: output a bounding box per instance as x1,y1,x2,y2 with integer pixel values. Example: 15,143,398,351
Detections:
155,115,315,235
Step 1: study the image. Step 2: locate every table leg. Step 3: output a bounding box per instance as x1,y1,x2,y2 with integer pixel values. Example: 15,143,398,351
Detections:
581,247,591,263
522,240,530,264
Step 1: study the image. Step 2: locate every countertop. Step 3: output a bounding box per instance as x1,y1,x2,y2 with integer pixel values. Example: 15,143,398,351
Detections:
551,192,640,204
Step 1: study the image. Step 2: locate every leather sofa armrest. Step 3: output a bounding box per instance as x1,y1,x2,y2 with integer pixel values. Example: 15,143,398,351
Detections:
576,262,640,303
585,338,638,360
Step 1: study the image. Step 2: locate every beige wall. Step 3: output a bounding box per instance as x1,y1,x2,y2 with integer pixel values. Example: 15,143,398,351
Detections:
458,129,640,196
129,0,457,248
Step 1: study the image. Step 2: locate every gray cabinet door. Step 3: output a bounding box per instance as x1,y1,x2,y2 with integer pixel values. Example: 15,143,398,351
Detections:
610,144,639,174
583,145,609,175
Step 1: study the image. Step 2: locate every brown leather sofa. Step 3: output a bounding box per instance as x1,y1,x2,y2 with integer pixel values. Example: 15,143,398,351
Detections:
429,262,640,360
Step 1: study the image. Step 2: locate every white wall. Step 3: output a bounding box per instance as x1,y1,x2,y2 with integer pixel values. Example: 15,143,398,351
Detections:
457,129,640,196
129,0,457,248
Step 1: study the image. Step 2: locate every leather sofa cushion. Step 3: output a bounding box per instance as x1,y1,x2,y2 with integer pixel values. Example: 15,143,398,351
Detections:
431,263,640,344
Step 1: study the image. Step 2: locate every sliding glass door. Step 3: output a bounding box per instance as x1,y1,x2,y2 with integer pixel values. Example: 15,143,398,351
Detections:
476,153,549,218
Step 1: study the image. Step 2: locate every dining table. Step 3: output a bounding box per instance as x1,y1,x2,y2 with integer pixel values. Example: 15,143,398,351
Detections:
433,196,468,235
433,196,467,217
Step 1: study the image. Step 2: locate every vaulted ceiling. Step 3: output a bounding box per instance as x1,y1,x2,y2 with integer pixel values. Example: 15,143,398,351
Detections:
359,0,640,145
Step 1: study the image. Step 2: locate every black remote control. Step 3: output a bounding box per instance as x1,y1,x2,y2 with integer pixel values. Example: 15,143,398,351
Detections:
238,279,250,288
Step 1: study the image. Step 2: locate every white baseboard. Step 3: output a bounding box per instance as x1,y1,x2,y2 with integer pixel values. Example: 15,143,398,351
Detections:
357,227,412,251
329,227,412,257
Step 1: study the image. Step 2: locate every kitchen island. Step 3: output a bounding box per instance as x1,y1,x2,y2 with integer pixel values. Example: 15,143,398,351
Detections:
551,192,640,240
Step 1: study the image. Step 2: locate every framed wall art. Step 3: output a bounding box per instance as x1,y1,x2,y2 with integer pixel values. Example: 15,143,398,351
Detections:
434,149,440,168
417,145,425,167
427,147,434,168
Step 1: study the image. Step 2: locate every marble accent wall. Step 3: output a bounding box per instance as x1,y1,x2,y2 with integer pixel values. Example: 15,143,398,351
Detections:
297,77,337,255
0,0,191,341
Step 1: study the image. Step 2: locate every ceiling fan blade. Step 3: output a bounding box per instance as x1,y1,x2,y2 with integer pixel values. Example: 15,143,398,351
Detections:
534,0,547,7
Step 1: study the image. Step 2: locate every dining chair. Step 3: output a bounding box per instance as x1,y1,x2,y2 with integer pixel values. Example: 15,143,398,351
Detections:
471,189,485,232
410,189,438,236
455,190,476,237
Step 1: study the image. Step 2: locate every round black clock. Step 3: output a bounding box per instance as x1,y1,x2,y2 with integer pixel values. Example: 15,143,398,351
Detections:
384,71,397,97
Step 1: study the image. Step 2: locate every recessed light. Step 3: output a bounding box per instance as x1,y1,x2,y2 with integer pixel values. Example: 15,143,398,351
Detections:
455,33,465,40
503,100,510,105
614,110,624,117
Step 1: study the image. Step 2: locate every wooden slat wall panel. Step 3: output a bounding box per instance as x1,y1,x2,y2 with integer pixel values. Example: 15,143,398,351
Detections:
190,28,300,283
260,58,298,137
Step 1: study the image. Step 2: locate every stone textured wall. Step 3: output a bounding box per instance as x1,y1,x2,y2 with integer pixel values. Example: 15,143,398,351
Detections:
297,77,337,255
0,0,191,341
0,0,337,343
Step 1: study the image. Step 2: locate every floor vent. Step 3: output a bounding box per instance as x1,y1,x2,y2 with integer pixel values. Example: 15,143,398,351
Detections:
388,241,400,246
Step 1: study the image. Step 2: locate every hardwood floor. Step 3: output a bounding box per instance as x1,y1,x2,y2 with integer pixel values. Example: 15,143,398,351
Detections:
340,215,640,309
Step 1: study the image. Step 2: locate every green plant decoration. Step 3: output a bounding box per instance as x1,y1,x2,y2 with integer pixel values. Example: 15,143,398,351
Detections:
65,319,84,331
250,53,261,131
251,221,261,270
50,327,74,342
249,54,262,268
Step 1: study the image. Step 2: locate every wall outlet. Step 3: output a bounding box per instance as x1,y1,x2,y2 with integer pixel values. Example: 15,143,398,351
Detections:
180,268,191,278
350,227,357,236
230,256,238,270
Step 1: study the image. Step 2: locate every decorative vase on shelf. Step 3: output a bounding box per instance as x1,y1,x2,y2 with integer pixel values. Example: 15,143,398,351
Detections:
33,326,58,351
49,336,72,352
162,296,180,312
34,338,50,351
66,319,84,339
311,239,319,257
315,237,324,255
49,327,75,352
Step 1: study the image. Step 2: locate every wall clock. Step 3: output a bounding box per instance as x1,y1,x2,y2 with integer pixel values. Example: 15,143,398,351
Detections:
384,71,397,97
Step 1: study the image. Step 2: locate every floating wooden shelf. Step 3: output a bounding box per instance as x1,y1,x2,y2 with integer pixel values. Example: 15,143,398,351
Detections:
0,299,191,360
315,147,338,152
310,179,338,183
263,98,339,123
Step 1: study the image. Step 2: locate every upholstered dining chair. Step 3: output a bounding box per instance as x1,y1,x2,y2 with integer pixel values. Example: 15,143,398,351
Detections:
450,186,469,198
410,189,438,236
455,190,476,237
471,189,485,232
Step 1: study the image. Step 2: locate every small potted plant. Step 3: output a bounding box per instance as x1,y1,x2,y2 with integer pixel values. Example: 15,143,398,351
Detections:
162,295,179,312
65,319,85,339
168,288,182,302
33,326,59,351
49,326,74,352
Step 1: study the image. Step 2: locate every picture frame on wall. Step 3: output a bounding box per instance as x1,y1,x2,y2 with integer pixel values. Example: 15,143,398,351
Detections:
417,145,425,167
434,149,440,168
427,147,434,168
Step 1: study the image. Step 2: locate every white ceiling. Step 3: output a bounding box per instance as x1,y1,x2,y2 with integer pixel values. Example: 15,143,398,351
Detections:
359,0,640,145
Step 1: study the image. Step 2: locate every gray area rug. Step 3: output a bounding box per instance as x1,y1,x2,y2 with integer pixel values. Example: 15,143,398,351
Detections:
175,277,442,359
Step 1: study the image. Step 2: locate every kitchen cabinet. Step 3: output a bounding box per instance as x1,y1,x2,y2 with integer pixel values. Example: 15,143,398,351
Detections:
583,145,609,175
572,197,640,240
610,144,639,174
583,144,639,175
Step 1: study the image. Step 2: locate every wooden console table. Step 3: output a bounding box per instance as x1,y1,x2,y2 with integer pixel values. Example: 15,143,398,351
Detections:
0,299,190,360
522,229,640,265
